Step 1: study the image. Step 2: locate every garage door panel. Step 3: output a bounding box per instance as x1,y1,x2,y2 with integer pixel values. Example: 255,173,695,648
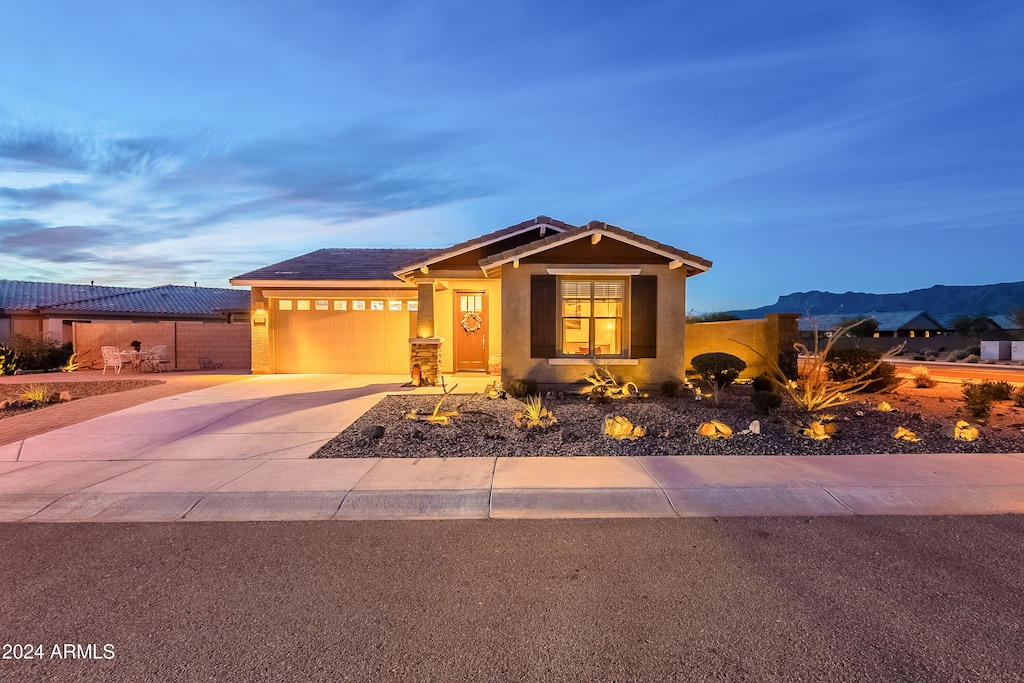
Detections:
274,305,409,374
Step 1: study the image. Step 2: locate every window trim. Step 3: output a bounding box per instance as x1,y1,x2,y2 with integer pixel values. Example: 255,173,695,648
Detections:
556,275,629,359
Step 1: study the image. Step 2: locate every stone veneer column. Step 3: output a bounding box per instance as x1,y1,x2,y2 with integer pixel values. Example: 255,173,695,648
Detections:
409,337,443,386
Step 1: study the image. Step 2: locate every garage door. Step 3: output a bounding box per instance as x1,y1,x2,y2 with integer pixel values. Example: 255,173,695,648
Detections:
273,298,413,373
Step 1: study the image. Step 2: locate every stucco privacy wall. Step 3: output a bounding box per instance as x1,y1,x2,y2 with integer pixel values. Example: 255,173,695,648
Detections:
684,315,800,378
73,321,250,370
500,262,688,386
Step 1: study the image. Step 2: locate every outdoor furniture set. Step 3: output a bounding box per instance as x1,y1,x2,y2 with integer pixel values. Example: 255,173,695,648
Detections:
101,345,171,374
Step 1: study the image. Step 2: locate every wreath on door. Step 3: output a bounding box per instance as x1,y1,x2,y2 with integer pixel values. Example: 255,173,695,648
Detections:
460,311,482,333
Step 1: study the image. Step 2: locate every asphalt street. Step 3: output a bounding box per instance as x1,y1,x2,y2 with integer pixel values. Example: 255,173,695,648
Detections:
2,517,1023,682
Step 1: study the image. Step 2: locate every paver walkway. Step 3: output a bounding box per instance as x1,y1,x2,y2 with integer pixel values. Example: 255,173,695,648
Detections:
1,373,1023,522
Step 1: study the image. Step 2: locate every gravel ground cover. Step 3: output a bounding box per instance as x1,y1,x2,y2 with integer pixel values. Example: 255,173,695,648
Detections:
0,379,164,420
314,384,1024,458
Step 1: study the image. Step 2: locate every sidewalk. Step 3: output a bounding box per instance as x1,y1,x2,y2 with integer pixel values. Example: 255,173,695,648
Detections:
1,374,1023,522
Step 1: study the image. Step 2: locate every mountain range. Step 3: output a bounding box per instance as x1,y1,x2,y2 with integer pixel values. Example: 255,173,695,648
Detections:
729,281,1024,320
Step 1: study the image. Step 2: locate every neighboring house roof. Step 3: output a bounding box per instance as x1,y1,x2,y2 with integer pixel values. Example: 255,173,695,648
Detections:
934,314,1006,330
478,220,713,274
0,279,248,319
41,285,250,316
231,248,438,284
798,311,944,332
990,315,1019,330
391,215,575,275
0,279,137,312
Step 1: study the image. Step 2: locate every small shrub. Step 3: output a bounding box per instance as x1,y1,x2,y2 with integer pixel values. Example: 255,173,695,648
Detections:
0,343,20,376
5,334,74,371
917,348,935,359
691,352,746,405
825,348,901,393
1015,387,1024,408
751,374,774,393
964,354,980,364
18,385,48,404
910,365,936,388
968,345,981,356
751,390,783,415
507,378,538,400
980,381,1014,401
659,380,680,398
962,383,993,418
944,351,958,362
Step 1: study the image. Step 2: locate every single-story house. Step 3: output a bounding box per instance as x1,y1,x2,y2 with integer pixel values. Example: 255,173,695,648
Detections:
231,216,713,386
0,280,250,343
800,311,946,339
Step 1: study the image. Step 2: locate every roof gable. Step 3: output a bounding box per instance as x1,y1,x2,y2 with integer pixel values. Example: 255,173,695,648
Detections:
479,221,712,275
392,216,574,276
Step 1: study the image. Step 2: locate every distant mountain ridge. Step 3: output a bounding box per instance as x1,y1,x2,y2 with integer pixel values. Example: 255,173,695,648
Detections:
729,281,1024,320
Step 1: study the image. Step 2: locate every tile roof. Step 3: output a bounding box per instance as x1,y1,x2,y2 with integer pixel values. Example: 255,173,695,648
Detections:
0,280,137,312
231,248,438,283
478,220,713,271
42,285,250,316
798,311,944,332
390,215,576,274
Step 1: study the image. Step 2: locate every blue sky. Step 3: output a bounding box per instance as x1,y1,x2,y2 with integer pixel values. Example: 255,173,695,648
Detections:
1,1,1021,311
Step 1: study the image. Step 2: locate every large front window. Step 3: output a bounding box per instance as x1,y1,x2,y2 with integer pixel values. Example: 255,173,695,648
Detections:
561,279,624,355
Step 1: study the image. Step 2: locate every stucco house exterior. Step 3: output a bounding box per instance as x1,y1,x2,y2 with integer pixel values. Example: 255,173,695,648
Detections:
231,216,715,386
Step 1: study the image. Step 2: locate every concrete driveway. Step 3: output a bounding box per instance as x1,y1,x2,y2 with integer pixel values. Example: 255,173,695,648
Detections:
2,373,1024,522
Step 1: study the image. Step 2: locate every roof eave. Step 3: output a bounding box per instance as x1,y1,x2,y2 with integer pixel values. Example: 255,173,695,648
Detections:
230,278,413,288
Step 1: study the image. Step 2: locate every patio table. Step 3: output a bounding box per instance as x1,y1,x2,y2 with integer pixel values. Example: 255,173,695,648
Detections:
118,351,155,373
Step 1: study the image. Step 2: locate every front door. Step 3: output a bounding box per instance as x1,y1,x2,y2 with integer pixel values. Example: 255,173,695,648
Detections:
455,291,488,372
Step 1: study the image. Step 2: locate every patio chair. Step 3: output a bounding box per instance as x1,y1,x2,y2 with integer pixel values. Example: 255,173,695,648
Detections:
145,345,171,372
101,346,124,375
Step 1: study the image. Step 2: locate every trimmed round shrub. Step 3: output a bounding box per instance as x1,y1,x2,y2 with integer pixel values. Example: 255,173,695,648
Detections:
751,390,783,415
751,374,774,393
825,347,900,393
507,378,538,399
659,380,680,398
691,352,746,389
964,354,980,364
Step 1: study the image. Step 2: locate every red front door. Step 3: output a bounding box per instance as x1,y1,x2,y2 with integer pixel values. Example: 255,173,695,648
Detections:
455,291,488,372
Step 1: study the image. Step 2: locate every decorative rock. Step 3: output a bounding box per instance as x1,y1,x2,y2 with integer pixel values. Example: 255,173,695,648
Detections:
893,426,921,442
953,420,980,442
361,425,385,440
45,391,61,404
877,402,893,412
59,391,72,402
0,399,9,410
604,416,646,440
696,421,733,439
748,420,761,435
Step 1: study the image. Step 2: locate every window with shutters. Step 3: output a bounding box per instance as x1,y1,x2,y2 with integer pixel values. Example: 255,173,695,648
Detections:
560,278,624,356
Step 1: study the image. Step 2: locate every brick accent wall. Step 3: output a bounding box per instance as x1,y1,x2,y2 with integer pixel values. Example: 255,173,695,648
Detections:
72,321,251,371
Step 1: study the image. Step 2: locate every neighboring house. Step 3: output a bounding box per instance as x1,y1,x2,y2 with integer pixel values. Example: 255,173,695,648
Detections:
0,280,250,343
799,311,946,339
231,216,715,386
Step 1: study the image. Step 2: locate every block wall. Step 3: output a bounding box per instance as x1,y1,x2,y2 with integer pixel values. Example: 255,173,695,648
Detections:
72,321,250,371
